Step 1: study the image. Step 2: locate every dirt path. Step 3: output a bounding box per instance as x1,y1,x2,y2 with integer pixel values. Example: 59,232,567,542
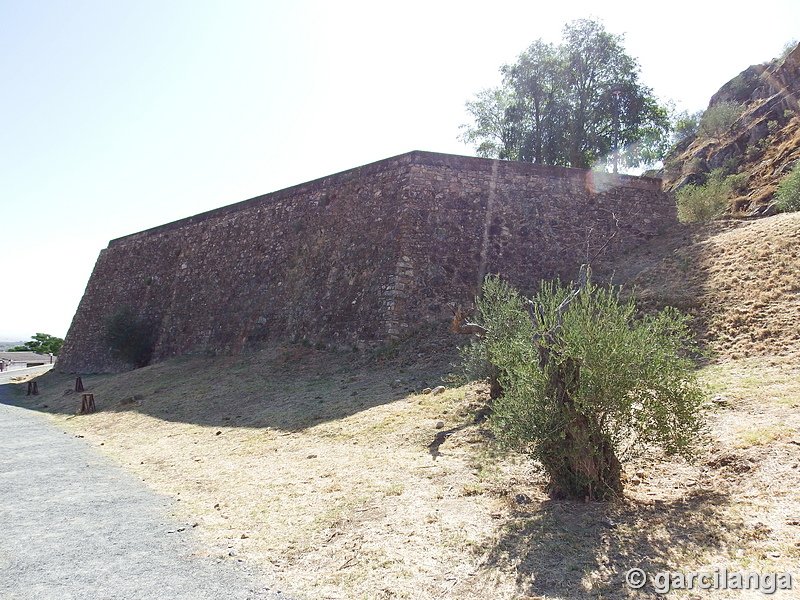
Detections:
0,384,296,600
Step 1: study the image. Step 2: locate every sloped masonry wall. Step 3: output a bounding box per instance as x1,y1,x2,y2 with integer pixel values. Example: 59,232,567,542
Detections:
58,151,677,373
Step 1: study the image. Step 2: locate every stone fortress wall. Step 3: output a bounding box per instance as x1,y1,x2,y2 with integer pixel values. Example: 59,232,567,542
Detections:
58,151,677,373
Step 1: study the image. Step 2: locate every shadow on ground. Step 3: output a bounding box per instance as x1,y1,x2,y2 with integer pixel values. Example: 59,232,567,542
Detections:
479,487,740,599
1,341,459,431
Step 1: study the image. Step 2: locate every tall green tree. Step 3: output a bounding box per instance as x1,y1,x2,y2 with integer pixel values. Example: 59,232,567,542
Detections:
459,88,514,159
500,39,566,164
460,19,670,170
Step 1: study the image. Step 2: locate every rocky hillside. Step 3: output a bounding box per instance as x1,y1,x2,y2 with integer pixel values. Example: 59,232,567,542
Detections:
661,42,800,215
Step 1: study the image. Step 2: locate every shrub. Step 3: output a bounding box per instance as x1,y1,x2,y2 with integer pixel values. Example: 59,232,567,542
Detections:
726,172,750,195
780,40,798,61
102,308,154,367
671,110,702,144
697,101,745,139
466,270,706,500
774,161,800,212
675,169,731,221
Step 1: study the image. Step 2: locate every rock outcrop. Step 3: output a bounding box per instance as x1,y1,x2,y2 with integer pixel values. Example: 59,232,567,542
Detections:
661,42,800,215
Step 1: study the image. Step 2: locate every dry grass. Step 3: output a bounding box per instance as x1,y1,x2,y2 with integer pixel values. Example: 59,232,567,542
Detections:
12,348,533,599
9,346,800,600
620,212,800,360
9,212,800,599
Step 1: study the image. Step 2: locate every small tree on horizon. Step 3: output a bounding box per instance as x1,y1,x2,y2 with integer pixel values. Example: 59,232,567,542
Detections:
467,268,706,500
9,333,64,355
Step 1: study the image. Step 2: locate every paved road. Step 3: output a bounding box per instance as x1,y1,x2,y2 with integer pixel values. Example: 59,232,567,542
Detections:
0,382,296,600
0,364,54,385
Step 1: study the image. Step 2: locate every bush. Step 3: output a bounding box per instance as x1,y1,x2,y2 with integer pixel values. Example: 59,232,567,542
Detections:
726,172,750,194
675,169,732,221
671,110,702,144
697,101,744,139
467,271,706,500
780,40,798,61
102,308,154,367
775,161,800,212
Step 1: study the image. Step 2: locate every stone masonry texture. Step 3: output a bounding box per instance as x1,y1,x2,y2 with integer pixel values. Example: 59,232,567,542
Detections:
58,151,677,373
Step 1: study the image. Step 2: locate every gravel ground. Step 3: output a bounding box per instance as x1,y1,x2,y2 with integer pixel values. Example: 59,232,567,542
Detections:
0,383,297,600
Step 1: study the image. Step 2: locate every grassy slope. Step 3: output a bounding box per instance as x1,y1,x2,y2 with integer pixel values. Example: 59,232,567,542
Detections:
9,213,800,600
616,212,800,359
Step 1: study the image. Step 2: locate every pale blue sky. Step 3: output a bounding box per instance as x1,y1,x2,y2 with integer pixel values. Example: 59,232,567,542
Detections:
1,0,798,340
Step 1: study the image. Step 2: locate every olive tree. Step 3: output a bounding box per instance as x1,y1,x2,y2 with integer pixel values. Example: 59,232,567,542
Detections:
471,268,706,500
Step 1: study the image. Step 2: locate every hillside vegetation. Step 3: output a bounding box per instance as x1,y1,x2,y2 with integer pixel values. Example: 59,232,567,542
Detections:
661,42,800,215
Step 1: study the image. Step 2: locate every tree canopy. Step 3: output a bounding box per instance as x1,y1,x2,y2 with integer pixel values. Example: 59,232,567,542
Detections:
459,19,670,171
9,333,64,355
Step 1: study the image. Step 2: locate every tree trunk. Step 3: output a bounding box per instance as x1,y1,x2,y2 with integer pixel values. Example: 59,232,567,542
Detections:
488,364,504,401
537,353,623,500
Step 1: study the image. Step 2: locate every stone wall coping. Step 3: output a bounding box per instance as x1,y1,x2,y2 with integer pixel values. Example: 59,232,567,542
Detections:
108,151,663,248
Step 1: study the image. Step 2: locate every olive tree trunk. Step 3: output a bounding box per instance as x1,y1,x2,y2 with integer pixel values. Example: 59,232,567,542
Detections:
536,353,622,500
